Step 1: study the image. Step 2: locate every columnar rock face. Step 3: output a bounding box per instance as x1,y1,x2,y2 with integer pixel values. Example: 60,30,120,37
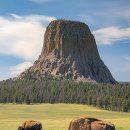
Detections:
19,20,116,84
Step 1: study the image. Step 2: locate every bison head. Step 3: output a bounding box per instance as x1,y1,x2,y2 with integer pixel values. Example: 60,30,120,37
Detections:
106,124,115,130
32,123,42,130
18,126,25,130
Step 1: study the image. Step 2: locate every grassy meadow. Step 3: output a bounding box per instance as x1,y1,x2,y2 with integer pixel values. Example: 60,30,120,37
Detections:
0,103,129,130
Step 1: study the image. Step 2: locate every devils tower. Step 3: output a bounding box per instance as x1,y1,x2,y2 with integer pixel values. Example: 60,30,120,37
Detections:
19,20,116,84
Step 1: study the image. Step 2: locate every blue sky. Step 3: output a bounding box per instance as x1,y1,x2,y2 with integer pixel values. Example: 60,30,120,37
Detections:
0,0,130,81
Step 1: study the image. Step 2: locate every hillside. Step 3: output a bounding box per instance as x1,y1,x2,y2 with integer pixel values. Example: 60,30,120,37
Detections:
0,78,130,112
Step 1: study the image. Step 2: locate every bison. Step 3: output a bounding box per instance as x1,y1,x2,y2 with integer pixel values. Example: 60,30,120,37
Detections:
68,117,115,130
18,120,42,130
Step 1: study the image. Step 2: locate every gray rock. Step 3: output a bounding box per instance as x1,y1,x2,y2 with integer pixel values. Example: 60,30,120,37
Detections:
19,20,117,84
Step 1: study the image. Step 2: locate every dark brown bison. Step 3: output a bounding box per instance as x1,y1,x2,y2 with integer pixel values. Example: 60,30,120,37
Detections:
68,117,115,130
18,120,42,130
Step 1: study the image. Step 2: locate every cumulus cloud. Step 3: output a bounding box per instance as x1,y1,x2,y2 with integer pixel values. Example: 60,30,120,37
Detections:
80,9,130,45
0,14,56,80
9,62,33,76
0,14,56,61
0,62,33,81
29,0,55,3
93,27,130,45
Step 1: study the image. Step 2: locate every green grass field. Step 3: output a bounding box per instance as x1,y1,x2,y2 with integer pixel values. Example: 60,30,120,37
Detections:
0,104,129,130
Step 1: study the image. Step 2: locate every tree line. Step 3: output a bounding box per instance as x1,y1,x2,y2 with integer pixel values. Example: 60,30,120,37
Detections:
0,78,130,112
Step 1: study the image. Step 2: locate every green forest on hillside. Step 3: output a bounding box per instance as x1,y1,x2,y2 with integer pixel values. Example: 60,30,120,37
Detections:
0,78,130,112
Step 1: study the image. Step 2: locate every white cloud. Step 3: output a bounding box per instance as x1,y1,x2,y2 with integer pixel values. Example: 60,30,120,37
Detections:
93,27,130,45
0,62,33,81
0,14,56,61
0,14,56,81
9,62,33,76
80,9,130,45
29,0,55,3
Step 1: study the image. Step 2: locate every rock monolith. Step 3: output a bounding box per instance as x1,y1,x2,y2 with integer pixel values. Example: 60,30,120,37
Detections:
19,20,116,84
